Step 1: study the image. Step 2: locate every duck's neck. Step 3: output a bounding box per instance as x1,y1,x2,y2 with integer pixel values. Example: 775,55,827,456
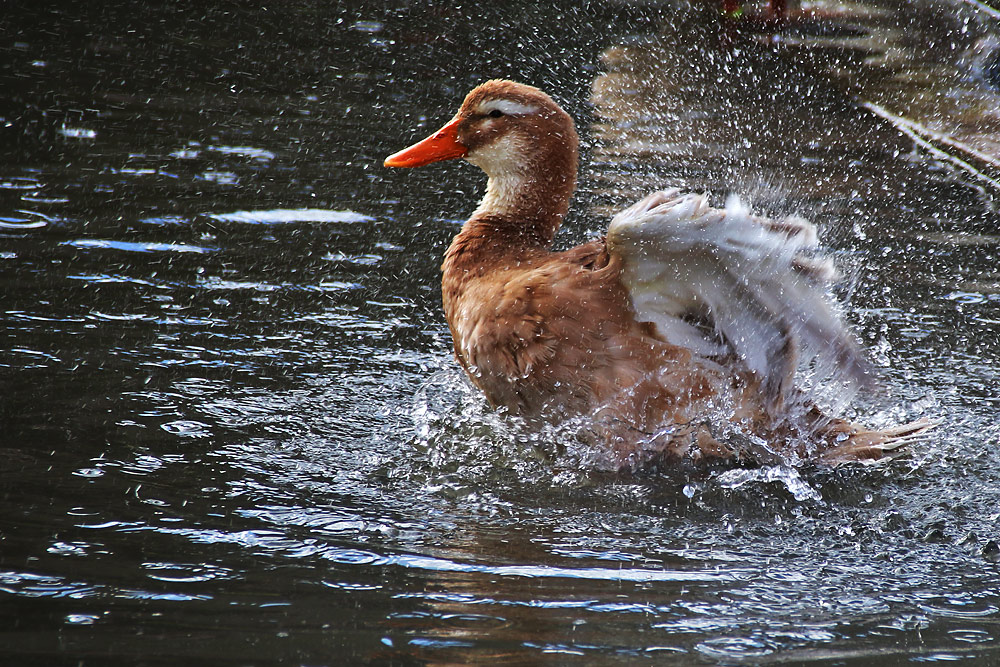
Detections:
446,150,578,273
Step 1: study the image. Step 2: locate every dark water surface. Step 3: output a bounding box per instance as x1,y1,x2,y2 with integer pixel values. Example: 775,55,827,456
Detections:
3,1,1000,664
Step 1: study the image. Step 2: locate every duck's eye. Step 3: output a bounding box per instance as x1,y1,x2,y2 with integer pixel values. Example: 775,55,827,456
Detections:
487,109,504,119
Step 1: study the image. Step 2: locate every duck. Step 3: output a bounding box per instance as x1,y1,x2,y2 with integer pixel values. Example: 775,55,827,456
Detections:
384,79,930,471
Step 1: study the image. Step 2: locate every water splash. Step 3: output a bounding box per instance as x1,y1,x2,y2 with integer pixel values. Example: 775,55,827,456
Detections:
715,465,823,502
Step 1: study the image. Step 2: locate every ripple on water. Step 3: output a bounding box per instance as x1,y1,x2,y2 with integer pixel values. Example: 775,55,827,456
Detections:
0,177,41,190
62,239,216,254
372,550,742,584
0,572,87,599
65,614,101,625
20,196,70,204
696,636,774,659
948,628,994,644
87,311,155,322
0,218,47,230
0,209,53,229
323,251,383,265
207,145,276,161
139,215,190,226
160,420,212,438
197,276,284,291
321,580,383,591
918,600,1000,619
197,171,238,184
207,208,373,224
117,454,175,476
0,567,211,603
57,127,97,139
66,273,160,287
141,561,234,583
46,541,92,557
72,467,105,479
241,506,403,538
5,347,62,369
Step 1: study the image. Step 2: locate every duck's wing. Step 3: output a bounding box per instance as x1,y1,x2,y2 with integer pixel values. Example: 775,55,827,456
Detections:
606,189,871,407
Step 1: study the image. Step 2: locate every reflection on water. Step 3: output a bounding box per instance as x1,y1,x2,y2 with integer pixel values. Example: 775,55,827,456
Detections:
2,0,1000,664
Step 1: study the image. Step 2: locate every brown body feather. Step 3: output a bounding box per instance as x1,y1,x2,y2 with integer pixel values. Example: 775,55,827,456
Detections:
442,232,733,465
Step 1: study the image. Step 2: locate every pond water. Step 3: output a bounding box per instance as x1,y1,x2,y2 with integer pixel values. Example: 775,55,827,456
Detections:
2,1,1000,664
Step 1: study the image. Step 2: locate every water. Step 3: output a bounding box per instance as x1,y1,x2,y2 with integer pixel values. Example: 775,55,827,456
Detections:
2,1,1000,664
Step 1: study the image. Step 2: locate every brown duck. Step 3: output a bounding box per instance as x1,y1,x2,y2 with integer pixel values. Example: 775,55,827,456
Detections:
385,80,931,470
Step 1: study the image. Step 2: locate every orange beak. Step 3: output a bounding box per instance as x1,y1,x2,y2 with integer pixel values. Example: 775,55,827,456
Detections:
383,116,468,168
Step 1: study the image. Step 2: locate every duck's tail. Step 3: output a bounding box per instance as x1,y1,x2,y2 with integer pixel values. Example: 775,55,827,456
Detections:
817,417,938,464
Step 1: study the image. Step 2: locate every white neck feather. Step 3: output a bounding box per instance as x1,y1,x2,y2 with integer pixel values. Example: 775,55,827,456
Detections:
473,172,529,219
466,133,533,219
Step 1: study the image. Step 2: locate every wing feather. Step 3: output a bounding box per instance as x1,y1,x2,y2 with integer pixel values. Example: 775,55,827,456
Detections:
606,189,871,407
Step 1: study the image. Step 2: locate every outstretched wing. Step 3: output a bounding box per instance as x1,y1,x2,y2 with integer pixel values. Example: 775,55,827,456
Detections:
606,189,871,407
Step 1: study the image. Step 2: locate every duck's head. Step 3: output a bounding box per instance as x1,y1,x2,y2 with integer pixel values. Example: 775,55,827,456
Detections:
384,81,579,224
384,80,579,227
